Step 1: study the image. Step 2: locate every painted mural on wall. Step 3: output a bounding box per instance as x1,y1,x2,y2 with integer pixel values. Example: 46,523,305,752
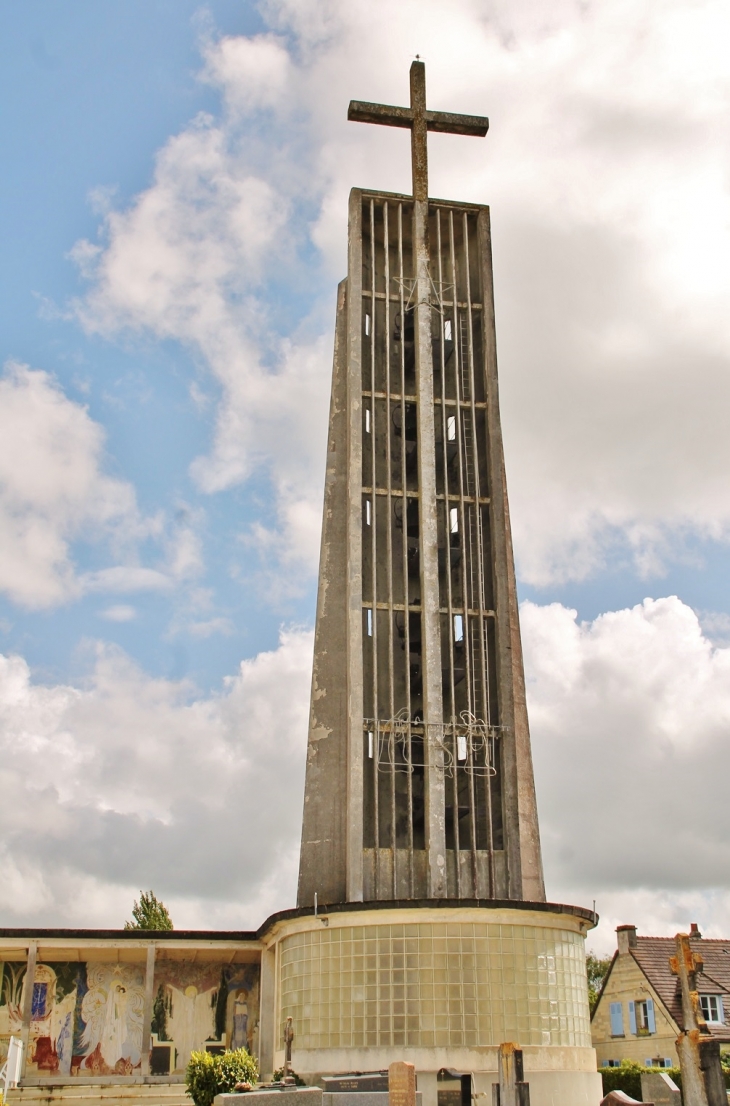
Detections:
0,959,259,1078
5,962,148,1077
151,961,260,1071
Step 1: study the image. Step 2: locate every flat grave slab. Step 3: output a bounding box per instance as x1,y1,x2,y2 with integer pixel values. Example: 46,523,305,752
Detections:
215,1089,323,1106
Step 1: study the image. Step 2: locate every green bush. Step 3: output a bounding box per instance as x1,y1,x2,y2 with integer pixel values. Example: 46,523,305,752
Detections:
599,1061,645,1100
600,1062,689,1100
186,1049,259,1106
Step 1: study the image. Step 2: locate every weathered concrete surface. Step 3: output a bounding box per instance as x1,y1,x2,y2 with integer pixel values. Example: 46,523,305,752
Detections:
413,193,446,900
478,208,545,903
298,183,546,906
297,279,351,909
345,190,365,904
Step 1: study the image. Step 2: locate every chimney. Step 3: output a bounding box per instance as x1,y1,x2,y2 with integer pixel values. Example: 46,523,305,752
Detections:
690,923,702,938
617,925,638,954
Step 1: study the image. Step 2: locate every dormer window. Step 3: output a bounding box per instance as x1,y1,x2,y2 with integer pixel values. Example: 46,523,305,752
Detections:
700,995,725,1024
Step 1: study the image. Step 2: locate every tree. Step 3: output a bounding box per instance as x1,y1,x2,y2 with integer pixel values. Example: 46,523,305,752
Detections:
587,950,613,1013
124,890,173,931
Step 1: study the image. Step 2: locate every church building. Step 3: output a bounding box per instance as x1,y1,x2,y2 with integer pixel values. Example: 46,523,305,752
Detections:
1,63,601,1106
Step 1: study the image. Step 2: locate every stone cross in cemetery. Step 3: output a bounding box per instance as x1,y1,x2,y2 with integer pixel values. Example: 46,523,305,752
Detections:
298,59,545,905
492,1043,530,1106
669,933,725,1106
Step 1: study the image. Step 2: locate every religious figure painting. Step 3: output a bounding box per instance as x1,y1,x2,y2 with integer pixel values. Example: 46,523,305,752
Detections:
0,959,259,1076
79,964,145,1075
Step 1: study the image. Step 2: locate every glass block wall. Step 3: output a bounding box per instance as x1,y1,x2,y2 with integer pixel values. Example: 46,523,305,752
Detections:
279,921,591,1050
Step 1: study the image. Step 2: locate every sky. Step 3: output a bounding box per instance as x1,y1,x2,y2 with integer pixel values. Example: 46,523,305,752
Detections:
2,0,730,954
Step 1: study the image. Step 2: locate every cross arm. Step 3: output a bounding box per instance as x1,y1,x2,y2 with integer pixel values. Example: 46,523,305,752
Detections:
348,100,489,137
426,110,488,137
348,101,413,128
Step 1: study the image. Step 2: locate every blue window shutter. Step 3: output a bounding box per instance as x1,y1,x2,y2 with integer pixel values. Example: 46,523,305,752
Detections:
664,1059,672,1068
610,1002,624,1036
647,998,656,1033
629,1000,637,1034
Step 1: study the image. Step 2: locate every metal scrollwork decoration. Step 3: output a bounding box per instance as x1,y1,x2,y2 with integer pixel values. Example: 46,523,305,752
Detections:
364,710,497,778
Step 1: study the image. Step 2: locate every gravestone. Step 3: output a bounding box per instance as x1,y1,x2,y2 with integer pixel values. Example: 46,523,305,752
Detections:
389,1062,416,1106
322,1071,421,1106
437,1068,471,1106
640,1072,681,1106
600,1094,653,1106
324,1075,389,1093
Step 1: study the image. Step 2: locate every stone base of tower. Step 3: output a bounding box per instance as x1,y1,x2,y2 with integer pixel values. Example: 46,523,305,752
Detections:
258,902,602,1106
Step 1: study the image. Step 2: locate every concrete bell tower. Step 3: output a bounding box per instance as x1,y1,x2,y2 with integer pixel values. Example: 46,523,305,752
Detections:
297,63,544,909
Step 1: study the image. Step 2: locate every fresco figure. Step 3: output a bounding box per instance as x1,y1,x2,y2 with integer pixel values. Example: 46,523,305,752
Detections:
81,965,144,1074
231,994,248,1051
174,985,217,1064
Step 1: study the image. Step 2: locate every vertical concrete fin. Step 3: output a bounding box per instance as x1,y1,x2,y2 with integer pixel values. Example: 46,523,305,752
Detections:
297,277,350,909
478,207,545,902
413,197,446,898
345,189,365,903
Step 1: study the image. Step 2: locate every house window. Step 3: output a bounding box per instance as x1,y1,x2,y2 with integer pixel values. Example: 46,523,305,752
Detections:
610,1002,624,1037
700,995,725,1024
630,998,656,1036
645,1058,673,1069
602,1060,622,1068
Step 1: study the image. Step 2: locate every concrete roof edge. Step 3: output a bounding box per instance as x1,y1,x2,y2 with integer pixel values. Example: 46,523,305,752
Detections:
256,898,598,940
0,929,259,942
350,186,487,211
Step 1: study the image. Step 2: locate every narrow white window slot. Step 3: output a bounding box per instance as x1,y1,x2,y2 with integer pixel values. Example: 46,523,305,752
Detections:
365,313,371,336
365,499,372,526
444,319,453,341
447,415,456,441
368,731,374,759
454,613,464,642
367,608,373,636
450,507,459,533
457,733,467,761
365,408,371,433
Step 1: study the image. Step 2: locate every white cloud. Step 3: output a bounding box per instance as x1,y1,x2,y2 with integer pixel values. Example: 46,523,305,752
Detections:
0,362,210,609
187,617,233,638
71,0,730,587
0,363,139,608
7,592,730,940
82,567,174,594
100,605,137,623
522,595,730,950
0,628,312,928
201,33,291,116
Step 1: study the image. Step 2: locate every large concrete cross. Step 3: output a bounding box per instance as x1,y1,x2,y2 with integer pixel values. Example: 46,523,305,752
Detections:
347,60,489,203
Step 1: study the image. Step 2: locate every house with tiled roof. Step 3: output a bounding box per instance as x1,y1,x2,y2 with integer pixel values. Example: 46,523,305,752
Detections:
592,924,730,1068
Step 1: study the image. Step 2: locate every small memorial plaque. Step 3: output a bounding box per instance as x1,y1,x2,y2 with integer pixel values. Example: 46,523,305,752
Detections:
324,1075,389,1094
389,1063,416,1106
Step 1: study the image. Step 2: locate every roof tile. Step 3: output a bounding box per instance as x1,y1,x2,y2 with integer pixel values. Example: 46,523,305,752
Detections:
632,936,730,1041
